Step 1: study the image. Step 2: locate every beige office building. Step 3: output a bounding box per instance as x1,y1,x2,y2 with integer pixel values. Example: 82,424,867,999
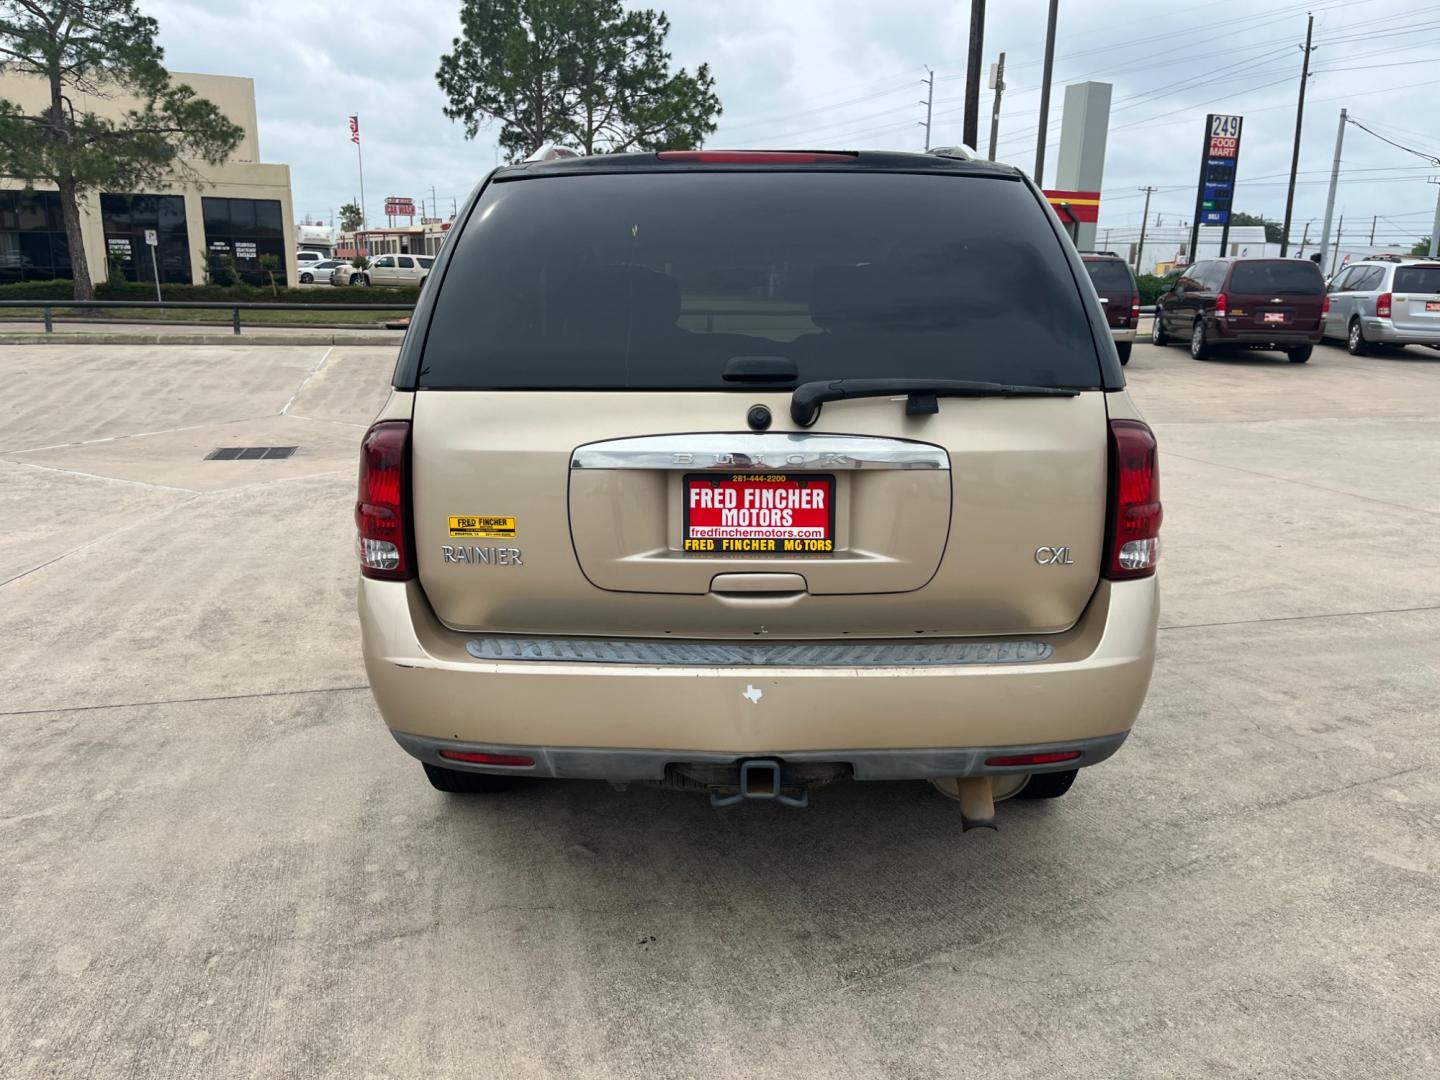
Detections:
0,71,296,286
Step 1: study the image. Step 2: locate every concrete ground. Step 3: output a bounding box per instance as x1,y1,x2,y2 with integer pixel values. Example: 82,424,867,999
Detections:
2,337,1438,1079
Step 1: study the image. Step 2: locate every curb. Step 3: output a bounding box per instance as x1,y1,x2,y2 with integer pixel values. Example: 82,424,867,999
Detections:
0,332,404,346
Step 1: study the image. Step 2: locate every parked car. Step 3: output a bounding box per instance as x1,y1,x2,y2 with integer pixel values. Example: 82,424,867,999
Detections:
298,258,346,285
1151,257,1325,362
330,261,364,287
295,250,326,273
1321,256,1440,355
354,253,433,287
355,147,1160,825
1080,251,1140,364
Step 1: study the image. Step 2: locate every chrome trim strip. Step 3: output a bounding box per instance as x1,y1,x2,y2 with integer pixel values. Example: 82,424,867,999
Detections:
569,433,949,472
465,636,1051,666
391,731,1128,782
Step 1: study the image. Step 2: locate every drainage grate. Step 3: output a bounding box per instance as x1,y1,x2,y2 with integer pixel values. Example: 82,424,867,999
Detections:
205,446,298,461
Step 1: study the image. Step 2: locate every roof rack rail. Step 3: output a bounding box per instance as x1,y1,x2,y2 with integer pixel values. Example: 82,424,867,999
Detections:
524,143,583,163
928,145,976,161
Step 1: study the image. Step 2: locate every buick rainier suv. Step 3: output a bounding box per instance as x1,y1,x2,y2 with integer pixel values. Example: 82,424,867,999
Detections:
356,147,1160,828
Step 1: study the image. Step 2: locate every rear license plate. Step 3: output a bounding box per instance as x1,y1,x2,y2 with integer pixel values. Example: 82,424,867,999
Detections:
1263,312,1286,324
683,474,835,555
1426,301,1440,312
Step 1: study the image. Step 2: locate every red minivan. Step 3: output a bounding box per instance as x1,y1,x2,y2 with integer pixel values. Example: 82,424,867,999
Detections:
1151,257,1326,363
1081,252,1140,365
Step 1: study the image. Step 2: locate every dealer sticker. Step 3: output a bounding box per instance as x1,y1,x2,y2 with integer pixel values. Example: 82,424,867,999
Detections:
448,515,517,539
683,474,835,555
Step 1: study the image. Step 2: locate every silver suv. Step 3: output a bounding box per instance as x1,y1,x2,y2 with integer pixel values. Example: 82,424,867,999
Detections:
1322,256,1440,355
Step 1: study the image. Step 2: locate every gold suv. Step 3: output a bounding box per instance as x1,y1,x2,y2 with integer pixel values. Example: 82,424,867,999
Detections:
357,148,1160,827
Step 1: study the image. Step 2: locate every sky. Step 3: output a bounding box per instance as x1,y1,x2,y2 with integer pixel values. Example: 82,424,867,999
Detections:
148,0,1440,252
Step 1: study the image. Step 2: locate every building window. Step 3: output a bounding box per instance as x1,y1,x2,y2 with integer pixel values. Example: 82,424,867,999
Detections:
100,194,192,285
202,197,285,285
0,190,71,282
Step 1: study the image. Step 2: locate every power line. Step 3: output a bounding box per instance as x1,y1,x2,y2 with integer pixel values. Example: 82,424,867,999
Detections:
1345,116,1440,166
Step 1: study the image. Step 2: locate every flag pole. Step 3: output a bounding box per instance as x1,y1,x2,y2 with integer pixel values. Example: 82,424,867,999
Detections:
351,114,367,254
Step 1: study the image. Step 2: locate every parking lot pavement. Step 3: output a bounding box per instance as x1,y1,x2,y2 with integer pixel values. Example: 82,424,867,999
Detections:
2,339,1438,1079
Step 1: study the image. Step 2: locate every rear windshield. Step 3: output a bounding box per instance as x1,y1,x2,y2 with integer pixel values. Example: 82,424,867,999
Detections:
1084,259,1135,292
1394,265,1440,293
1227,260,1324,294
419,171,1102,390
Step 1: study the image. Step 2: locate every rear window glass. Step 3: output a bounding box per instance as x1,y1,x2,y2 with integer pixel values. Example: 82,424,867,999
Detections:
1084,259,1135,291
1394,265,1440,293
1227,261,1323,294
419,171,1102,390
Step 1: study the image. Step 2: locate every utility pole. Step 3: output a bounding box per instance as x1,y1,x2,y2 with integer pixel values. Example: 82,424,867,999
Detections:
1429,177,1440,257
1369,215,1376,246
920,66,935,151
1135,186,1155,275
962,0,986,149
1330,215,1344,276
1034,0,1059,184
1279,12,1315,257
987,52,1006,161
429,185,438,220
1297,219,1310,257
1317,108,1346,273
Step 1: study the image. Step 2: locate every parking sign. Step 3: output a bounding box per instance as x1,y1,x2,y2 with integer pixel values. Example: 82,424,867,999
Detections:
144,229,158,246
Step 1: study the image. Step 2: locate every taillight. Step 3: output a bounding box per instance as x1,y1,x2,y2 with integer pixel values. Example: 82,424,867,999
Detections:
1215,292,1227,317
356,420,413,580
1376,292,1392,317
1130,295,1140,324
1105,419,1161,580
656,150,857,164
1322,295,1331,315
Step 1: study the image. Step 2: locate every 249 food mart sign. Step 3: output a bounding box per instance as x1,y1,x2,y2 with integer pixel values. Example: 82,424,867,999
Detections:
1198,114,1243,226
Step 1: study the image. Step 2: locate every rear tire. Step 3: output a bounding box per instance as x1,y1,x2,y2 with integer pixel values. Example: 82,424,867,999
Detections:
1288,345,1313,364
299,272,313,284
1189,319,1210,360
1014,769,1078,800
1347,318,1368,356
1116,341,1132,365
1151,314,1169,346
422,763,515,794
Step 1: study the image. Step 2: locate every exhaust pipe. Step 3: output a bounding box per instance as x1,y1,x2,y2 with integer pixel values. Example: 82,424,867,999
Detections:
930,776,997,830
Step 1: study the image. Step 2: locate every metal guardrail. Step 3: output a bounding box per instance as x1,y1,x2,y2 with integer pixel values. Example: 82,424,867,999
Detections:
0,298,1157,336
0,299,417,335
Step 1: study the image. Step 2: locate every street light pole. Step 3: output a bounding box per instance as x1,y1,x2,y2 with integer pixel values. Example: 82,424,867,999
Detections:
1135,186,1154,275
1317,108,1346,272
987,52,1006,161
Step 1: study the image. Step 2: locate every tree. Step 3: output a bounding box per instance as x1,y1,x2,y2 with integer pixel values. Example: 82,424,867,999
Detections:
0,1,244,299
437,0,721,161
258,252,280,296
1411,236,1434,257
1230,212,1284,245
340,200,363,232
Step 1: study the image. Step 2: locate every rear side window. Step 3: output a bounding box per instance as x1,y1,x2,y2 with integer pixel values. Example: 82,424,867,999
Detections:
1084,259,1135,291
1394,265,1440,292
1227,261,1323,294
419,171,1102,390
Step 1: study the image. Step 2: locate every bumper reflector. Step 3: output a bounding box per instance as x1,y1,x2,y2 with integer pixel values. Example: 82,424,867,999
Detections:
984,750,1082,767
439,749,535,767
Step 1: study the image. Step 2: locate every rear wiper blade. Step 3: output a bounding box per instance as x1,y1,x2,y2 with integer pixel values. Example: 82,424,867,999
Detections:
790,378,1079,427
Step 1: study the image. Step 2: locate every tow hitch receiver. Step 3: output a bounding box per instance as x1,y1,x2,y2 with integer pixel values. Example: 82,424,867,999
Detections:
710,759,809,809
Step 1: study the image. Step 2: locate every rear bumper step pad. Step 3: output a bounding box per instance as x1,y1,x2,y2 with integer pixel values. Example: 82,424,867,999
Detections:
465,636,1052,667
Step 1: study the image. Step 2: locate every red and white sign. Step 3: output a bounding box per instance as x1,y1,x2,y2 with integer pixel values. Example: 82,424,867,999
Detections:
682,474,835,554
1208,136,1238,158
384,197,416,217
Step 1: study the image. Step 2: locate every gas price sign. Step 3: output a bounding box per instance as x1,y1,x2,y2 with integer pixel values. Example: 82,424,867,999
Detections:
1197,114,1243,226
